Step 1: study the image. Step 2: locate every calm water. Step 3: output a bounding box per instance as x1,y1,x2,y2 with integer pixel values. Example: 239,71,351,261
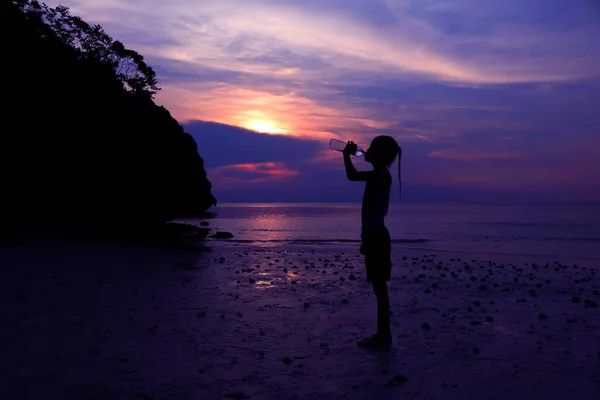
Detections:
180,203,600,260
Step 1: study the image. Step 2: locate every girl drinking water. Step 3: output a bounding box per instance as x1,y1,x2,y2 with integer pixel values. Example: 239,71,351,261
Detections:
342,135,402,349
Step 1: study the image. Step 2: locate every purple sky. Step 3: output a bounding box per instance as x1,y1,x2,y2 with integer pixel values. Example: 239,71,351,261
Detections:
48,0,600,203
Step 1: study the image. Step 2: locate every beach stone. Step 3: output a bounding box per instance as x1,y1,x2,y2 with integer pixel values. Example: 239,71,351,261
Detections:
421,322,431,330
486,316,494,323
283,357,293,364
538,313,549,320
225,392,250,400
572,296,581,303
303,302,310,309
584,299,598,308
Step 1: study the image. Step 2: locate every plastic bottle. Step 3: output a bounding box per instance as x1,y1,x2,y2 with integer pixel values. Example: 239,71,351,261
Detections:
329,138,366,157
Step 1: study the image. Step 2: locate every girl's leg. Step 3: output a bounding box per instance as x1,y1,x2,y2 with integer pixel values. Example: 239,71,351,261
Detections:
373,281,391,339
357,279,392,348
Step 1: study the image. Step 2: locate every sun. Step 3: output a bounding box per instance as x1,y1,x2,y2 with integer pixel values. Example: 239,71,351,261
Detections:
246,120,287,134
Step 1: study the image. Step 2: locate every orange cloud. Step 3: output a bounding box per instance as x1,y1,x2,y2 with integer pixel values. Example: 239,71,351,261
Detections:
157,84,389,142
208,162,299,185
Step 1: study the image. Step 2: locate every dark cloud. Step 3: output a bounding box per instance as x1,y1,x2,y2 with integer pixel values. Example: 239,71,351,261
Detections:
185,121,323,169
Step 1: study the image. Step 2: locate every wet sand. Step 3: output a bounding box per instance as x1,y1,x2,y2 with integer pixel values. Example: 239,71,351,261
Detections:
1,237,599,399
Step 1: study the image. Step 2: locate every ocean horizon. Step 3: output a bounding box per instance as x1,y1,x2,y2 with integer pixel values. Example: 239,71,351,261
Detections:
176,202,600,262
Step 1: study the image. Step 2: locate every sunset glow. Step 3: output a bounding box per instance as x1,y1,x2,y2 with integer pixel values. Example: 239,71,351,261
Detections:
245,120,287,135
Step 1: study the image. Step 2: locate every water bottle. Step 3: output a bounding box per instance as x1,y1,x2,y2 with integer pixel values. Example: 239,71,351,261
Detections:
329,138,366,157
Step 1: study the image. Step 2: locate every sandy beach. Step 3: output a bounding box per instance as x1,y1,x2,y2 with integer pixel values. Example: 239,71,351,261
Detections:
1,235,599,400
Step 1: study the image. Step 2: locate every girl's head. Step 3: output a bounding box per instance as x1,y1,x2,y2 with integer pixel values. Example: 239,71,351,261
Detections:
365,135,403,197
365,135,401,168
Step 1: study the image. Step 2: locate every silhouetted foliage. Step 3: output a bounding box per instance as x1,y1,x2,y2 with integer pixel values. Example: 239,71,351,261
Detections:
1,1,216,235
15,0,160,96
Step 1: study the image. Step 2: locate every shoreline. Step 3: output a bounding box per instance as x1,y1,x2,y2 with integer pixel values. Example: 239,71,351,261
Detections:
206,238,600,269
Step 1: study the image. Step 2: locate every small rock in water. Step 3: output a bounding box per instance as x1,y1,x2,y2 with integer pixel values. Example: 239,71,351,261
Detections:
486,316,494,323
303,302,310,309
210,231,234,239
421,322,431,330
538,313,549,320
283,357,293,364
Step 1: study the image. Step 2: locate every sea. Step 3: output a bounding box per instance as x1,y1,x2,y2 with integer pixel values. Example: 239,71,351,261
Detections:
178,203,600,262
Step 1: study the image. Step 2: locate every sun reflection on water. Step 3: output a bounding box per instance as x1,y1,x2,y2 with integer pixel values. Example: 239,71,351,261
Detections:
246,209,290,242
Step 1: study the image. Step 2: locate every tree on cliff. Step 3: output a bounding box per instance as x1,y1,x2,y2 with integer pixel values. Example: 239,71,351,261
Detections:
14,0,160,97
1,0,217,234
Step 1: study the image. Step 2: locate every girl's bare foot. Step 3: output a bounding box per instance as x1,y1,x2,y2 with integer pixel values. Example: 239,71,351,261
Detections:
357,333,392,349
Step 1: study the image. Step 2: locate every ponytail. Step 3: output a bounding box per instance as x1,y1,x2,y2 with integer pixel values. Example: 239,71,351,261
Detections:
397,145,402,200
